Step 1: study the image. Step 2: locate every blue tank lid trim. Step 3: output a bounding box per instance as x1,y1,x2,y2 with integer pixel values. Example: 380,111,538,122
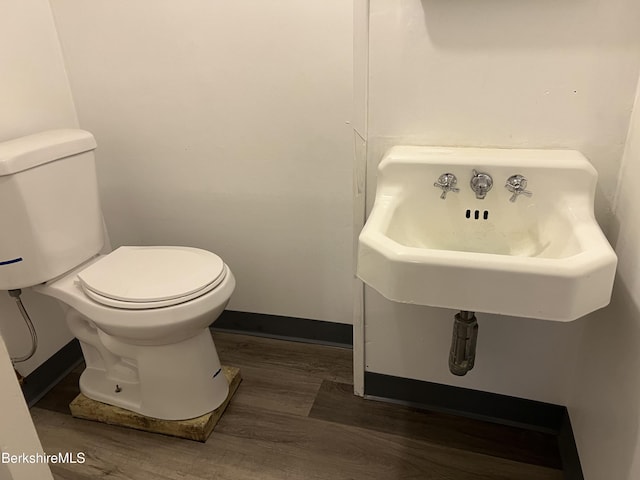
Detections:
0,257,23,266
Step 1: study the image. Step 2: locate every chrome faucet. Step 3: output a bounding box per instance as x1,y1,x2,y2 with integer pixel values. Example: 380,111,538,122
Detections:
470,170,493,199
505,174,532,202
433,173,460,199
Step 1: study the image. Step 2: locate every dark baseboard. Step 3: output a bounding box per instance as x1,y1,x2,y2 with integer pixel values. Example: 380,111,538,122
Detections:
365,371,583,480
22,338,83,408
365,371,563,433
213,310,353,348
558,410,585,480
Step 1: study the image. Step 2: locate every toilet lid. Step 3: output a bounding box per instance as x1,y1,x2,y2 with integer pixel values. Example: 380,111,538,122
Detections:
77,246,226,307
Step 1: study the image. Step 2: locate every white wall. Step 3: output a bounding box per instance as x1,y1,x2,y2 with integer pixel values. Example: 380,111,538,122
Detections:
363,0,640,404
568,81,640,480
49,0,354,324
0,1,77,141
0,0,78,375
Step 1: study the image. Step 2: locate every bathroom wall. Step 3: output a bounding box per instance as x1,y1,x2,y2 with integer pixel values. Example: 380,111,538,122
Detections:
0,0,79,375
363,0,640,404
568,80,640,479
49,0,354,324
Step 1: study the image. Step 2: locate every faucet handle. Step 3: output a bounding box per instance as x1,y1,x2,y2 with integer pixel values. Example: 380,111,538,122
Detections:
505,174,533,202
434,173,460,199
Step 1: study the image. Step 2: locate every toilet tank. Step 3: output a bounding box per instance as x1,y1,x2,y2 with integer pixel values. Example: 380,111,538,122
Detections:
0,129,104,290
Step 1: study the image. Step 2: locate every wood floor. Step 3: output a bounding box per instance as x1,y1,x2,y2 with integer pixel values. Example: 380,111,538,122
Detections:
31,332,564,480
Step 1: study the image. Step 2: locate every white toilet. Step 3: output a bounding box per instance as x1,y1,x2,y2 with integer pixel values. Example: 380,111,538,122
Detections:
0,129,235,420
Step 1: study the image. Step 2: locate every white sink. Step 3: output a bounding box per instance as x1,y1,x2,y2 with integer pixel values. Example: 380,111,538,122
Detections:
357,146,617,321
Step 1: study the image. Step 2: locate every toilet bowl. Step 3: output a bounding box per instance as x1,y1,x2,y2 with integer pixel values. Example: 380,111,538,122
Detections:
34,246,235,420
40,246,234,344
0,129,235,421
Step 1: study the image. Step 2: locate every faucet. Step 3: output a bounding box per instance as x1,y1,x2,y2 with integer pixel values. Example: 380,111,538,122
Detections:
433,173,460,199
470,170,493,199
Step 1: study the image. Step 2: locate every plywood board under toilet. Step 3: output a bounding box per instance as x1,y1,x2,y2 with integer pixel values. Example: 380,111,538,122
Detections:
69,366,241,442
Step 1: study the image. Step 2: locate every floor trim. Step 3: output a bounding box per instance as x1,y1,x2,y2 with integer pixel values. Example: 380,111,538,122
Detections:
558,410,585,480
365,371,583,480
22,339,83,408
365,371,563,433
213,310,353,348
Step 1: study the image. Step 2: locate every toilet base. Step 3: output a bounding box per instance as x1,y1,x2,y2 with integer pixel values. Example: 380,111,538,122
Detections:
76,327,230,420
70,365,242,442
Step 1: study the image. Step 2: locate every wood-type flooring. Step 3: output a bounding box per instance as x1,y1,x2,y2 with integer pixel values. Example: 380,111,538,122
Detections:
31,332,564,479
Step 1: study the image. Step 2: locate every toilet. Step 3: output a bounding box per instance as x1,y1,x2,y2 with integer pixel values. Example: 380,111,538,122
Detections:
0,129,235,420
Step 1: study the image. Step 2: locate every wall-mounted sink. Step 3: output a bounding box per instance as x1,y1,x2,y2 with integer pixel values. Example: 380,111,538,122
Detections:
357,146,617,321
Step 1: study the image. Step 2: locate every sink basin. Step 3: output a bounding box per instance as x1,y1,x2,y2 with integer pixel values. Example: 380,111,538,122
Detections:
357,146,617,321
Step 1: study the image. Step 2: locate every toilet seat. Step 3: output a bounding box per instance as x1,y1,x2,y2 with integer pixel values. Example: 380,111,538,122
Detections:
77,246,227,309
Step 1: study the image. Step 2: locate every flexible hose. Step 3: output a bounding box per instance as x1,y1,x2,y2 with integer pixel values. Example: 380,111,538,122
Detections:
8,289,38,363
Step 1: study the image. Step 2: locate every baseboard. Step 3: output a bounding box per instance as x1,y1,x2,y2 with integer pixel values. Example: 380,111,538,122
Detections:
558,410,585,480
213,310,353,348
365,371,563,432
22,339,83,408
364,371,583,480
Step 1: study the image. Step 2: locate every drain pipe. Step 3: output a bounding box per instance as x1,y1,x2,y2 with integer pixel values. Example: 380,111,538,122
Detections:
449,310,478,376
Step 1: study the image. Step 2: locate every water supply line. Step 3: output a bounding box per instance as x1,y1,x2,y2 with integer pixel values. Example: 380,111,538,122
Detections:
449,310,478,376
8,289,38,363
